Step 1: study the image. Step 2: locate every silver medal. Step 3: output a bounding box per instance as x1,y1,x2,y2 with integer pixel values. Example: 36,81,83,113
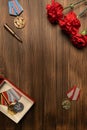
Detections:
13,102,24,112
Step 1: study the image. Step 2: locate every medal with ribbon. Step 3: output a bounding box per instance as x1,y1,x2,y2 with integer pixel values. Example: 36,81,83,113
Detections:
62,86,81,110
0,88,24,115
8,0,25,28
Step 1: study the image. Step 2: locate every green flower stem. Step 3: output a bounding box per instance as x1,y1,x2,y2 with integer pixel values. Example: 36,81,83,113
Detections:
81,30,87,35
64,0,85,10
78,7,87,17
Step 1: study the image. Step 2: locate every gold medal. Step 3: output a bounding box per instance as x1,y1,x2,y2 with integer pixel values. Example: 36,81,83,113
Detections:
62,99,71,110
14,16,25,29
8,103,17,115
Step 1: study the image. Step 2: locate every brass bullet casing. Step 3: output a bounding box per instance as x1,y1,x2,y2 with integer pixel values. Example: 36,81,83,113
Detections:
14,16,25,29
4,23,22,43
62,99,71,110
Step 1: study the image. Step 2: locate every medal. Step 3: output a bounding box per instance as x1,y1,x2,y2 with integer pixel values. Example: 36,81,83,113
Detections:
1,93,17,115
62,99,71,110
14,16,25,29
8,103,17,115
1,88,24,115
62,86,81,110
13,102,24,112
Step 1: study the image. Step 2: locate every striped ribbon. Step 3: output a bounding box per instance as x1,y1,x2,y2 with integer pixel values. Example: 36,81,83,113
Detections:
67,86,81,101
8,0,23,16
0,88,21,106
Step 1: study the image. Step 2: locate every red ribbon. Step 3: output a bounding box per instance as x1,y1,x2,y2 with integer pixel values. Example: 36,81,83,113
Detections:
67,86,81,101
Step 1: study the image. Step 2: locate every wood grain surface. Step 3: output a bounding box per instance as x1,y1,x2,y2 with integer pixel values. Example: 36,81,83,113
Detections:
0,0,87,130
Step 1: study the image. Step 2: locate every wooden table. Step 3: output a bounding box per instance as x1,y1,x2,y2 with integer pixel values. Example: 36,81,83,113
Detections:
0,0,87,130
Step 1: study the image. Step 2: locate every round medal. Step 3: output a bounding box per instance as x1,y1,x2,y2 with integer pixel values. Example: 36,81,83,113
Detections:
14,16,25,29
8,103,17,115
1,93,24,115
1,93,17,115
13,102,24,112
62,99,71,110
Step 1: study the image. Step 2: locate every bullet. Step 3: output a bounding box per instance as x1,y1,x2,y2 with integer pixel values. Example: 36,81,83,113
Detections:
4,23,22,43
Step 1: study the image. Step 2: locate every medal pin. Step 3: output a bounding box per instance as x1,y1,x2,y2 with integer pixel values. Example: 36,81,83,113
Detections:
1,90,24,114
62,86,81,110
14,16,25,29
62,99,71,110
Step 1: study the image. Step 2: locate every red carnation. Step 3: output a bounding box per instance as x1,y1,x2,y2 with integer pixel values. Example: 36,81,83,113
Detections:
59,11,81,35
71,33,87,48
46,1,63,24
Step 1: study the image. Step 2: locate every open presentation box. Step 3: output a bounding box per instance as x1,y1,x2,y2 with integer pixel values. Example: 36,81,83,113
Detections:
0,77,34,123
